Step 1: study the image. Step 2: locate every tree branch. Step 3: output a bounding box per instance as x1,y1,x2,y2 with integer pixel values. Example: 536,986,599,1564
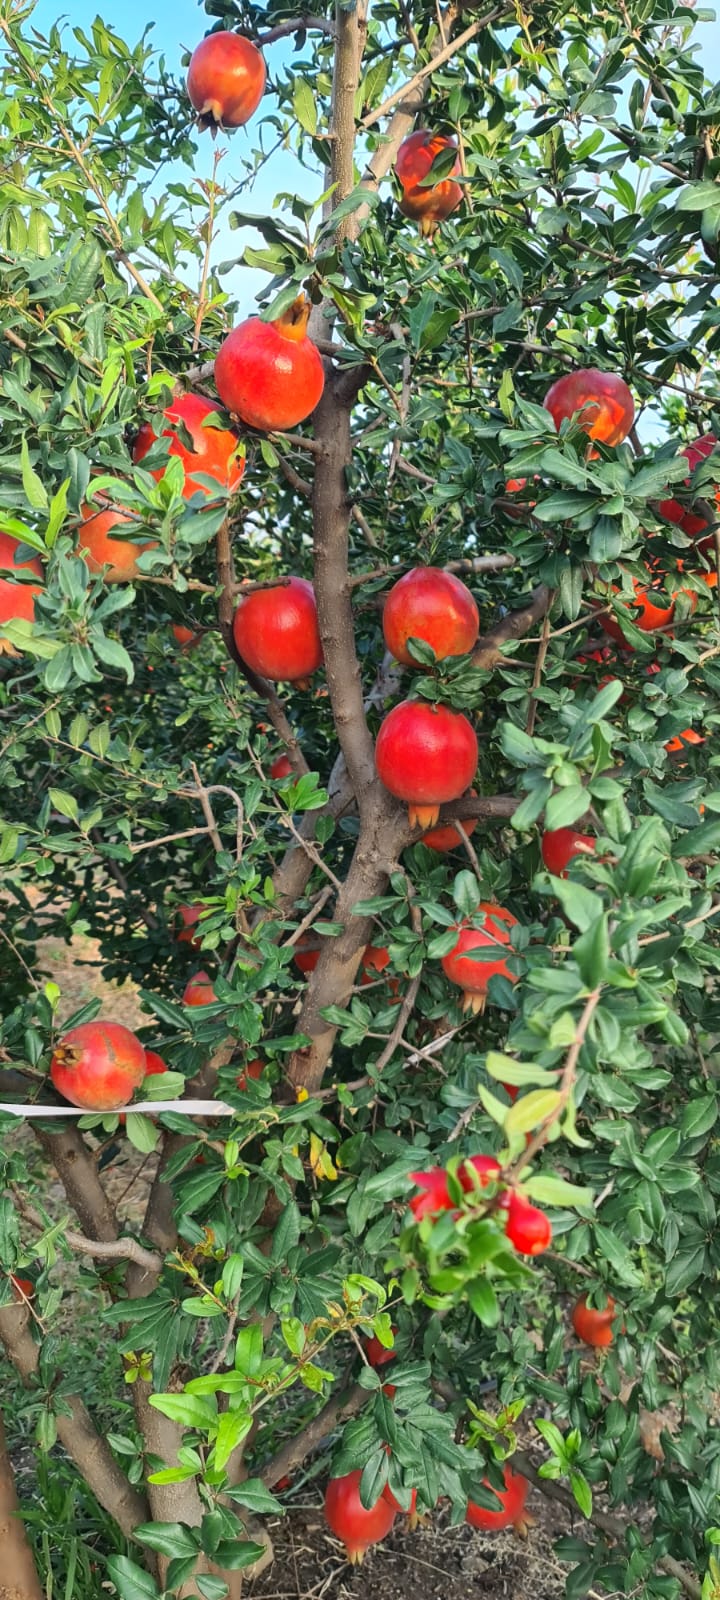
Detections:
32,1123,118,1243
10,1189,161,1274
362,8,507,129
0,1300,151,1543
0,1399,44,1600
471,584,553,669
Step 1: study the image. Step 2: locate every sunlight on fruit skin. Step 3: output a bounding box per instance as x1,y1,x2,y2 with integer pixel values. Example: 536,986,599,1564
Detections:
78,502,157,582
382,567,479,666
232,577,323,683
133,393,243,499
186,31,266,130
50,1021,147,1111
395,130,462,234
215,296,325,432
324,1469,397,1564
543,367,635,445
375,700,478,830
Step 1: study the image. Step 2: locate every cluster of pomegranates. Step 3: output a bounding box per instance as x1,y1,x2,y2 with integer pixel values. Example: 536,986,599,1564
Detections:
409,1153,553,1257
323,1459,530,1564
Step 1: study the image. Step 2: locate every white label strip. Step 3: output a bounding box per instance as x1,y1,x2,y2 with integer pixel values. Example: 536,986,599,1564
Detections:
0,1099,237,1118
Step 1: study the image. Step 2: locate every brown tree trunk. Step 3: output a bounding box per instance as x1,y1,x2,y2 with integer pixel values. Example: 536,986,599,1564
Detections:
0,1403,43,1600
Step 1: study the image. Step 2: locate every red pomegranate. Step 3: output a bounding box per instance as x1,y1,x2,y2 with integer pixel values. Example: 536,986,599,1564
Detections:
541,828,595,877
187,31,266,130
422,794,478,853
324,1469,396,1564
658,434,719,546
360,945,392,983
395,131,462,235
183,971,216,1006
364,1329,397,1369
133,394,243,499
504,476,538,518
375,700,478,829
544,368,634,446
0,534,42,653
237,1058,264,1091
598,579,691,646
293,941,322,974
383,1483,418,1518
409,1155,502,1220
571,1294,618,1349
10,1275,35,1302
270,753,293,780
214,296,325,433
176,903,203,946
504,1190,552,1256
382,567,479,666
50,1021,146,1112
144,1050,168,1078
172,624,201,651
79,502,156,582
466,1465,529,1534
233,577,322,685
441,905,518,1012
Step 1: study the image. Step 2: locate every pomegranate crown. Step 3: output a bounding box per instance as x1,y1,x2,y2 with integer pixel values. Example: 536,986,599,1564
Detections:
274,293,312,342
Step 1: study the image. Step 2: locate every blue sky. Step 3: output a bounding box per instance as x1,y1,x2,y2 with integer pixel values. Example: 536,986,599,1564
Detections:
25,0,720,322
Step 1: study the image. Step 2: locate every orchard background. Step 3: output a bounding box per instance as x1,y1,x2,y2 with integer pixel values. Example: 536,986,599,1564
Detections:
2,0,720,1595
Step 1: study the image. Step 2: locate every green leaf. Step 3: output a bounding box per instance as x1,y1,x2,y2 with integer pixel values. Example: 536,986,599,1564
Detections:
224,1479,283,1515
569,1469,593,1518
105,1557,160,1600
48,788,79,823
148,1393,217,1429
592,1225,642,1287
212,1409,253,1471
293,77,318,136
467,1277,500,1326
125,1113,159,1153
20,439,48,510
523,1175,593,1208
505,1090,561,1135
133,1523,200,1558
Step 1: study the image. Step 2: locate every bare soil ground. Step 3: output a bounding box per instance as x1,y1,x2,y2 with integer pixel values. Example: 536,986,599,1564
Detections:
246,1495,569,1600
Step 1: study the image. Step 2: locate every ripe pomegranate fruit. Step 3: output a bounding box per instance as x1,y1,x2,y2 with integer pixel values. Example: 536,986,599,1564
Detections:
133,393,243,499
187,31,266,130
375,700,478,829
395,130,462,235
598,579,692,646
541,828,595,876
504,1191,552,1256
441,905,518,1012
50,1021,146,1112
383,1483,418,1518
409,1155,502,1220
0,534,42,653
172,624,201,651
324,1469,396,1564
658,434,719,547
10,1275,35,1302
237,1058,264,1091
215,296,325,432
79,501,156,582
422,795,478,853
232,577,322,685
183,971,217,1006
293,941,322,974
176,903,203,945
466,1465,529,1534
365,1327,397,1398
144,1051,168,1078
544,368,634,446
571,1294,618,1348
360,945,393,984
382,567,479,666
270,753,293,780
